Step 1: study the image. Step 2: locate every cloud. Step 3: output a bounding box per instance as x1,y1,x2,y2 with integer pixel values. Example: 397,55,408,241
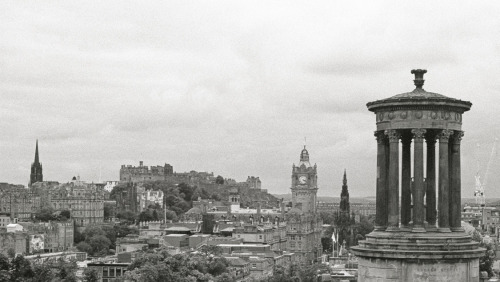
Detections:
1,1,500,197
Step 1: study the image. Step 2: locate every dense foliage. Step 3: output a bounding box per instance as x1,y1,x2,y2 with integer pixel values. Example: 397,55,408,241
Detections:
33,207,71,222
0,253,78,282
124,246,232,282
466,227,496,277
258,263,330,282
75,224,138,257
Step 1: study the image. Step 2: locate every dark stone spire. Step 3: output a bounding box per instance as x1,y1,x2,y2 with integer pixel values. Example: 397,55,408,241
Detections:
34,139,39,163
340,169,350,216
30,140,43,186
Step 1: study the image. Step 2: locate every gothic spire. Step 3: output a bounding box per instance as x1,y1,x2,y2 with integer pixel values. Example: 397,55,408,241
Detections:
30,139,43,186
34,139,39,164
340,169,350,215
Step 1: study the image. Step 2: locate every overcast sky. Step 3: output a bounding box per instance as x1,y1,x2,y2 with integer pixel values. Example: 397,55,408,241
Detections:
1,1,500,198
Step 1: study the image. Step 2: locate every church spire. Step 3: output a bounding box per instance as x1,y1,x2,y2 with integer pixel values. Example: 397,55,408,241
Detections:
34,139,39,163
343,169,347,185
30,140,43,186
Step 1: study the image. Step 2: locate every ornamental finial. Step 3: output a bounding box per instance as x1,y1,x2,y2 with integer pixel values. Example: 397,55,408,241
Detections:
411,69,427,89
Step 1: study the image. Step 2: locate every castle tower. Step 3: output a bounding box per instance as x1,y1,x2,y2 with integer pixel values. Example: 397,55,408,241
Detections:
30,140,43,186
291,146,318,213
351,69,484,281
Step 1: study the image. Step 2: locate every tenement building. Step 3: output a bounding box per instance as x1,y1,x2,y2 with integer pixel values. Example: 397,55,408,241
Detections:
351,69,484,281
286,146,323,264
32,177,105,228
0,185,38,220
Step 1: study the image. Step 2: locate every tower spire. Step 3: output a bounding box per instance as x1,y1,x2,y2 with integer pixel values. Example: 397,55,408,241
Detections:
34,139,39,163
343,169,347,185
30,139,43,186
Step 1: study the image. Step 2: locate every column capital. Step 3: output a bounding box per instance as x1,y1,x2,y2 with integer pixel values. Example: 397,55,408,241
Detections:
411,128,427,141
374,131,386,144
384,129,401,143
451,131,464,144
438,129,454,143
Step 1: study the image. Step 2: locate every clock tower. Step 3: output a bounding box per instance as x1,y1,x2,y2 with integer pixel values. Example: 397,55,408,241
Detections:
291,146,318,214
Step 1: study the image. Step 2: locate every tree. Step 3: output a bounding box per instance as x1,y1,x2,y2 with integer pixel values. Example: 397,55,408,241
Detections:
76,241,92,254
165,210,177,221
0,254,10,281
11,255,34,280
139,211,154,222
199,245,223,256
83,225,107,239
357,215,375,238
60,210,71,220
34,206,57,222
215,175,224,185
83,267,100,282
116,210,136,223
104,202,115,219
125,247,231,282
319,211,336,225
466,225,496,277
178,183,194,202
88,235,112,256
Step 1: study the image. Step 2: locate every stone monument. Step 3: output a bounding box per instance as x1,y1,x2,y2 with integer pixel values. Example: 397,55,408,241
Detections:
351,69,485,281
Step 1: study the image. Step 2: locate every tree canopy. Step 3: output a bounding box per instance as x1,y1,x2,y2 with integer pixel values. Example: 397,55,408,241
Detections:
124,247,232,282
0,253,78,282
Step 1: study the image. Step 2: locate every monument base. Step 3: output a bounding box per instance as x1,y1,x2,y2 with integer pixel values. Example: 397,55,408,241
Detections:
351,231,484,282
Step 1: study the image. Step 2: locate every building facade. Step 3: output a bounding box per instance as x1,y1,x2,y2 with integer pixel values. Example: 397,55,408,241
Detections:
31,178,105,228
0,185,38,220
286,146,322,264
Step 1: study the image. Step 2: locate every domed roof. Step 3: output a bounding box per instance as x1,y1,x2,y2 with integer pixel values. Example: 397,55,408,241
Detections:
367,69,471,113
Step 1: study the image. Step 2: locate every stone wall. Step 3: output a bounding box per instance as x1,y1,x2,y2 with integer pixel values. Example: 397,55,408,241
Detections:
358,257,479,282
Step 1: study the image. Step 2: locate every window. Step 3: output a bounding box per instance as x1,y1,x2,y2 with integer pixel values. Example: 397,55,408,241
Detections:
103,267,109,277
252,263,257,268
109,268,115,277
259,235,263,240
116,268,122,276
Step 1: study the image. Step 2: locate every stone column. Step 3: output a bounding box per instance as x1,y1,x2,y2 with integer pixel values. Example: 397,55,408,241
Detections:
401,132,412,229
412,129,426,232
426,133,437,228
450,131,464,231
438,129,453,232
374,131,388,230
385,129,401,231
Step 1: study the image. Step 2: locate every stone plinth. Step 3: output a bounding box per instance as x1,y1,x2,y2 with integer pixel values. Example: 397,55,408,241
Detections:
351,231,484,282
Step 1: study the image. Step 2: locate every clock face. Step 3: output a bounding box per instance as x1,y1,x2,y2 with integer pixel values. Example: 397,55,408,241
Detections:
299,176,307,184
